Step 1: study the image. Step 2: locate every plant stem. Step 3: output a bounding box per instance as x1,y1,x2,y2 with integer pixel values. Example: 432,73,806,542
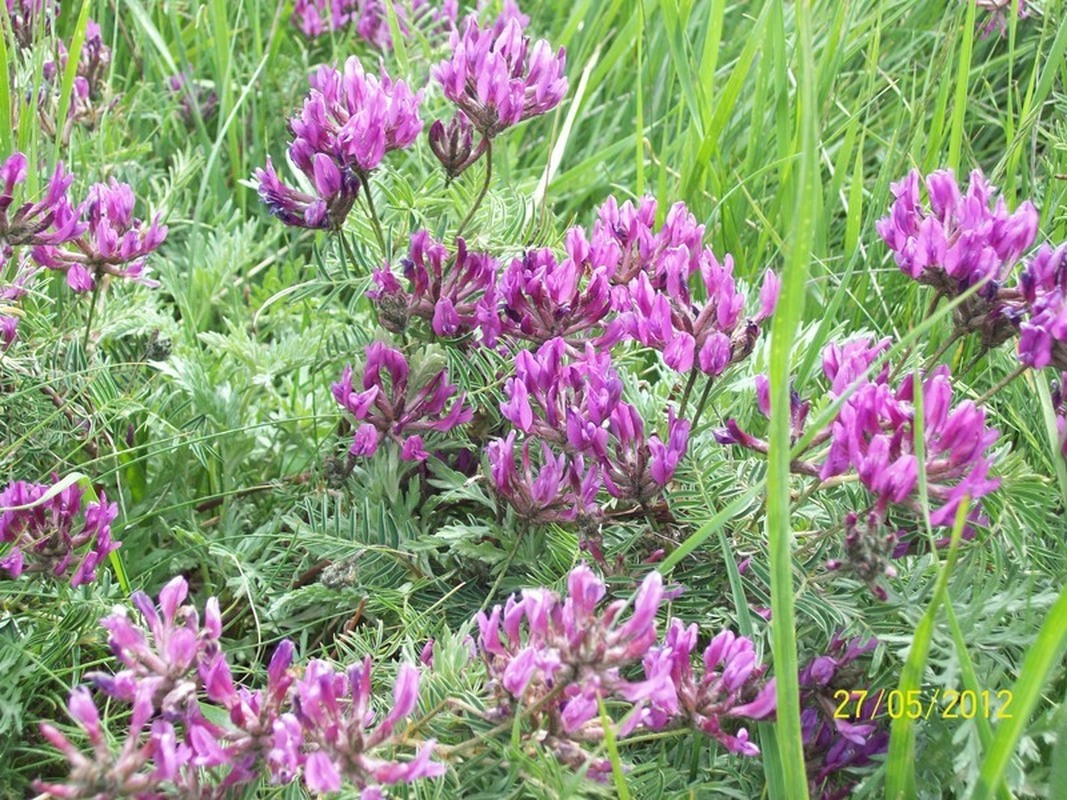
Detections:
974,364,1028,407
456,138,493,239
82,275,103,352
357,172,388,257
678,369,699,418
923,328,963,371
689,375,716,431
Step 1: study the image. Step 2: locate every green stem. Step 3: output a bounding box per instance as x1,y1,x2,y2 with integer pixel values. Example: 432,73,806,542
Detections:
357,172,388,257
974,364,1028,407
82,275,103,352
456,138,493,239
689,375,716,431
678,368,699,419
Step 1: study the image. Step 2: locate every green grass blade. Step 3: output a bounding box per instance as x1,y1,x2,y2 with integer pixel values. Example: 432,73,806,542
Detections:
971,583,1067,800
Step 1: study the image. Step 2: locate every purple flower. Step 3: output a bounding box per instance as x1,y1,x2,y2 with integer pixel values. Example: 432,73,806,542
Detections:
332,341,472,460
821,365,1000,528
601,404,690,503
487,431,600,523
432,15,567,138
428,112,480,181
496,238,614,344
41,19,114,129
475,564,671,771
642,620,775,755
877,168,1038,349
255,57,422,230
292,657,445,795
293,0,457,47
33,178,167,292
5,0,57,48
799,635,888,799
368,230,500,340
608,199,777,376
0,153,84,261
0,477,119,587
1017,244,1067,369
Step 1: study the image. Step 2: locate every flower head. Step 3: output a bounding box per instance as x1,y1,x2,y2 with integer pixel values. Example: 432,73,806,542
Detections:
256,57,422,230
0,477,119,587
369,230,500,339
642,620,775,755
332,342,472,461
33,178,166,292
433,16,567,138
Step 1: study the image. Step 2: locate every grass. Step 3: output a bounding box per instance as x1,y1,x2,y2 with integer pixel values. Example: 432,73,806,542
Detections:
2,0,1067,797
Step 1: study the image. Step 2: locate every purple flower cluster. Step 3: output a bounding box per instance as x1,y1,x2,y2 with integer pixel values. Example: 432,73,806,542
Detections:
1017,244,1067,370
877,168,1038,349
35,576,445,799
642,620,777,756
490,339,690,519
432,15,567,139
292,0,458,48
799,635,888,800
0,476,119,587
41,19,114,132
369,230,500,338
475,564,774,776
34,178,167,292
718,337,1000,596
4,0,57,48
0,153,83,260
255,57,422,230
569,195,779,374
876,168,1067,376
332,341,472,462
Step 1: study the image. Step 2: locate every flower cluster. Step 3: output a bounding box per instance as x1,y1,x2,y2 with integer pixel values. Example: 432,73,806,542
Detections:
876,168,1038,349
0,153,83,261
292,0,458,48
799,635,888,800
0,476,118,587
332,341,472,462
717,337,1000,596
572,195,779,375
255,57,422,230
35,577,446,799
475,564,774,775
4,0,57,49
642,620,777,755
33,178,167,292
432,15,567,139
369,230,500,338
490,339,689,518
1017,244,1067,370
41,19,115,133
